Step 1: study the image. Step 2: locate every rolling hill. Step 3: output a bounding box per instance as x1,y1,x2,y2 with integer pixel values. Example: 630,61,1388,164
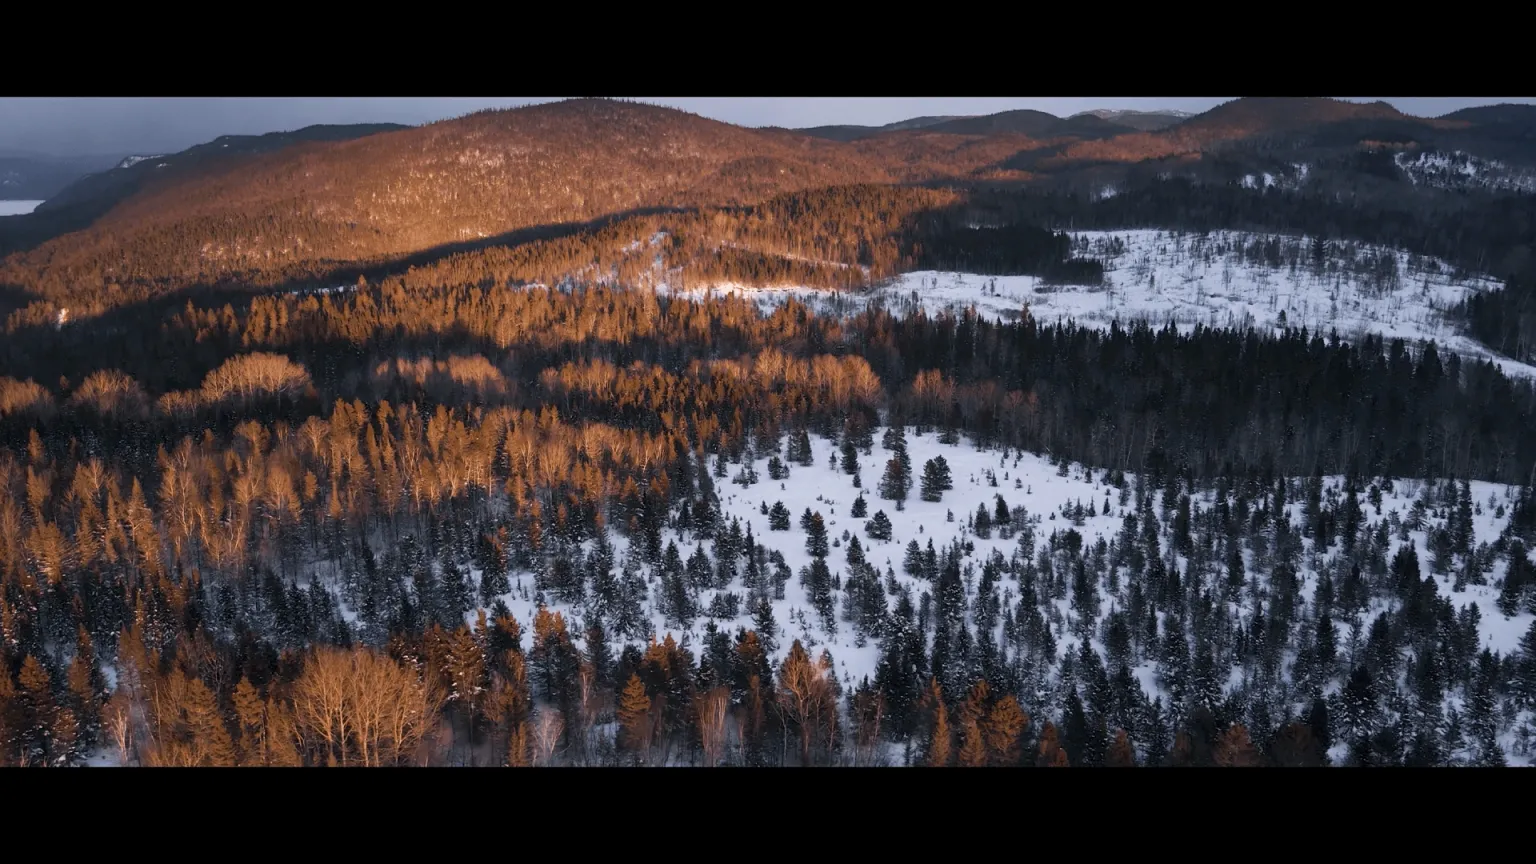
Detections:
7,97,1536,329
0,100,1050,317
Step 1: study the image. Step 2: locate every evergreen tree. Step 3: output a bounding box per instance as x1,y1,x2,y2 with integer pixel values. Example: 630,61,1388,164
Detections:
1306,697,1332,763
480,562,512,604
879,456,912,502
1339,665,1377,744
866,510,894,541
768,501,791,531
1515,619,1536,709
974,502,992,539
806,512,830,558
903,540,925,577
920,457,953,502
1454,479,1475,555
1468,649,1504,766
752,598,779,654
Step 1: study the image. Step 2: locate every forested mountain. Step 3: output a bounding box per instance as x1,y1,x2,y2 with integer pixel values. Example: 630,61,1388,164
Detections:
1,97,1535,769
0,124,408,264
5,97,1535,323
0,100,1051,317
792,115,966,141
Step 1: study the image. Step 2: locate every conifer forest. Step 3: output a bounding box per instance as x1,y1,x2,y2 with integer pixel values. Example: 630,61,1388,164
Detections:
1,96,1535,767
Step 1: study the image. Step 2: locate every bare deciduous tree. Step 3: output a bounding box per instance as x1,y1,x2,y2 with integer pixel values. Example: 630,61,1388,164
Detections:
775,640,837,766
532,708,564,766
104,691,132,764
697,686,731,767
292,647,442,766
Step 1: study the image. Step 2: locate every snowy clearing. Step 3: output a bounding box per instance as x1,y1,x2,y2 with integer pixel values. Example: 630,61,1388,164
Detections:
393,428,1534,766
670,230,1533,380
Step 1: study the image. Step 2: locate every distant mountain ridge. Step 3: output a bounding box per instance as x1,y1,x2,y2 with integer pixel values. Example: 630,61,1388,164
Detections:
37,122,411,215
6,96,1536,327
1070,109,1193,131
793,107,1193,141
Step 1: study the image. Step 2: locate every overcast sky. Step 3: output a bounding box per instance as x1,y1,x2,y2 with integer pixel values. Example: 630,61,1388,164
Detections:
1,97,1530,158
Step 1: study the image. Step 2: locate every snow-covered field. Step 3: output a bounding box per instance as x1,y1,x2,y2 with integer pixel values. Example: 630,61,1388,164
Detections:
416,427,1532,765
0,200,43,216
1395,150,1536,194
668,230,1533,380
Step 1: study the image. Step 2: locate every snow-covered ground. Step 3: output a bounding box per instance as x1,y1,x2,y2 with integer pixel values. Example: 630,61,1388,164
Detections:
83,418,1536,766
421,427,1531,765
663,230,1533,380
1395,150,1536,194
278,228,1529,381
0,200,43,216
115,155,164,170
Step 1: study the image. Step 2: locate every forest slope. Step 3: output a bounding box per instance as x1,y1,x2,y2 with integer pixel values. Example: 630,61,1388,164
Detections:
0,100,1033,315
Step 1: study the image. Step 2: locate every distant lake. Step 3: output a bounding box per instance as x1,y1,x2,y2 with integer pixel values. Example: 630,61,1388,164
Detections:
0,200,44,216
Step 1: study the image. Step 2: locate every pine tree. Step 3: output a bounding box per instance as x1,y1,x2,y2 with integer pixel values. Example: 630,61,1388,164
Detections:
866,510,893,541
1454,479,1474,555
1270,721,1324,767
903,540,924,577
1339,665,1377,744
752,598,778,654
1468,649,1504,766
763,501,789,532
921,457,953,502
1515,618,1536,709
1498,549,1528,617
841,439,860,476
1306,696,1332,761
850,494,868,518
974,502,992,539
1315,610,1337,680
806,512,830,558
794,429,815,467
879,457,911,502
